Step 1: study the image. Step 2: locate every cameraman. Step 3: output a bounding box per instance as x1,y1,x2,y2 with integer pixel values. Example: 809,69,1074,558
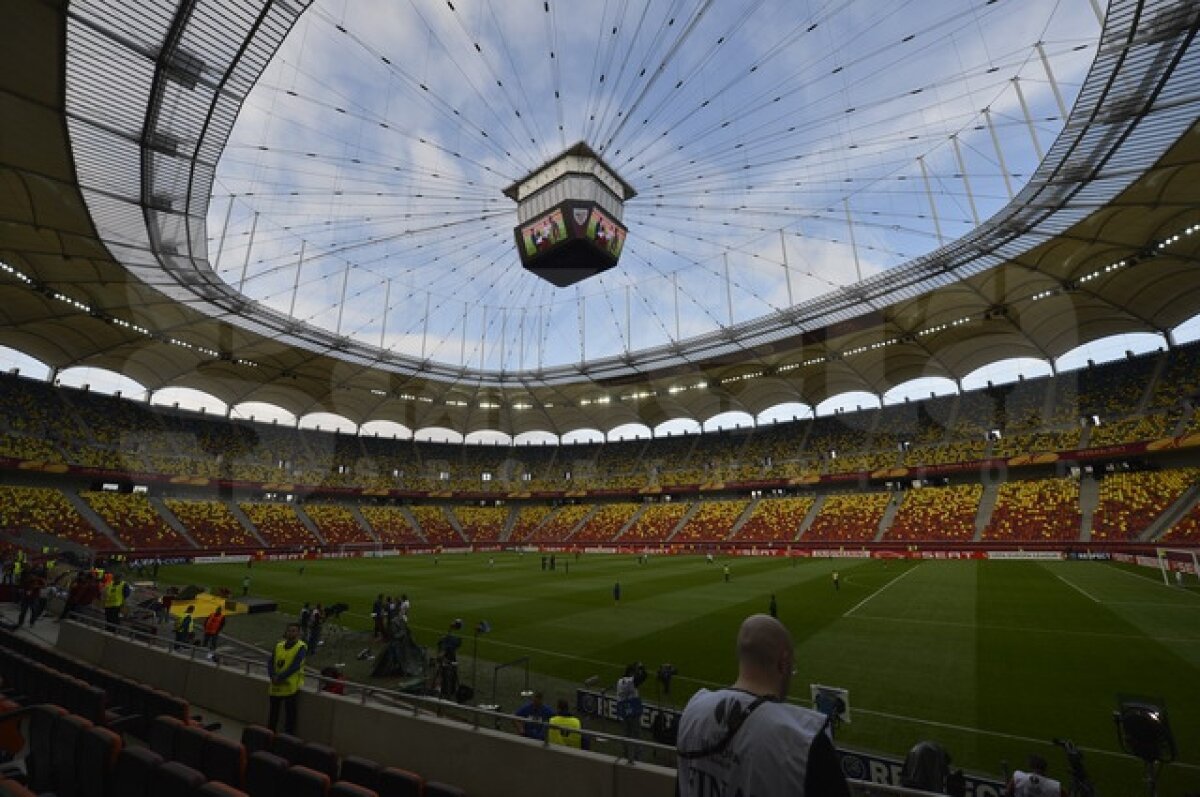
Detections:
436,619,463,700
1006,755,1066,797
616,662,646,760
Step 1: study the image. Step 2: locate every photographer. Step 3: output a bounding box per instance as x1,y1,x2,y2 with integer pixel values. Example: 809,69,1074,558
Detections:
436,619,463,700
616,662,646,760
1006,755,1066,797
676,615,848,797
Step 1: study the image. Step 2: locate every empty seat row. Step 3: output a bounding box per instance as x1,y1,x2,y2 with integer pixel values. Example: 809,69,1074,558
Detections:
149,717,465,797
0,627,190,734
238,720,463,797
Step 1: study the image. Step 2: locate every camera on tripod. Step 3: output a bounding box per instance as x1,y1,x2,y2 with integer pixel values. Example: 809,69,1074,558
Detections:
657,663,677,694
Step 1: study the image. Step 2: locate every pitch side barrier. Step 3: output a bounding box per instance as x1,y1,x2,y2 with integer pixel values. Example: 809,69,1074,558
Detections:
575,687,1005,795
55,617,950,797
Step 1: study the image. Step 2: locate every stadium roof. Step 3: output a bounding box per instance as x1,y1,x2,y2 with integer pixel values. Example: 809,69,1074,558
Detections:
0,0,1199,436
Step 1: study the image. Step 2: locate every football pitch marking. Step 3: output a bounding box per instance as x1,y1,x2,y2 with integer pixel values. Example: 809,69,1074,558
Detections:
852,705,1200,770
1055,574,1100,603
846,613,1200,643
842,562,921,618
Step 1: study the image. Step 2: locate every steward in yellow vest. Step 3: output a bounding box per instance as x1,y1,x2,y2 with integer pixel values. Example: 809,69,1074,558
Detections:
267,623,308,734
102,575,130,631
548,699,584,749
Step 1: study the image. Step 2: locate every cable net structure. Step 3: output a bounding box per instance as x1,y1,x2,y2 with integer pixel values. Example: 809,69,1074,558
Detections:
209,0,1102,372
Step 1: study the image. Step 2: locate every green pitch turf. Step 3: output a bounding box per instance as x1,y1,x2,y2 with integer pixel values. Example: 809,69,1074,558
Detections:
157,554,1200,792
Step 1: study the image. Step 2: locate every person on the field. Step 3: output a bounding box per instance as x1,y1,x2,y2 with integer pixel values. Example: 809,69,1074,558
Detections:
723,565,731,583
768,593,777,618
676,614,849,797
832,570,840,591
1006,755,1066,797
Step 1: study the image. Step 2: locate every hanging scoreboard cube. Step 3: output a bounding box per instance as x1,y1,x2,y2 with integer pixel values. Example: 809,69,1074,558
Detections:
505,142,636,288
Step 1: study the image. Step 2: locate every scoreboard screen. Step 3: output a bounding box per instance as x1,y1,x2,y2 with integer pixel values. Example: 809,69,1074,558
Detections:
514,202,629,287
518,208,569,258
583,207,626,258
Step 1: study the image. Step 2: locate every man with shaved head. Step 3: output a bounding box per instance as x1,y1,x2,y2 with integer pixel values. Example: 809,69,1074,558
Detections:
676,615,848,796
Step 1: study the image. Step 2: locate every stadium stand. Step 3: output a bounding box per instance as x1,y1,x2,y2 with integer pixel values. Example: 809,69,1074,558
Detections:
452,506,510,543
163,499,258,549
732,497,814,543
0,486,113,550
508,506,553,543
239,503,320,548
1162,499,1200,543
407,506,464,546
79,491,189,550
358,506,425,545
1090,469,1200,540
523,505,590,543
571,503,639,543
302,504,373,546
623,502,690,542
674,500,746,543
804,493,891,543
982,477,1081,541
886,484,982,542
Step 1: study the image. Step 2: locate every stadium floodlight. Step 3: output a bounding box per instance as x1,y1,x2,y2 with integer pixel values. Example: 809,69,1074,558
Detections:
1114,696,1175,797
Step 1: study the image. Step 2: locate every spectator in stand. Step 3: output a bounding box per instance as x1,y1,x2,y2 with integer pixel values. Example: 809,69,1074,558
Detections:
514,691,555,740
676,615,849,797
267,623,308,734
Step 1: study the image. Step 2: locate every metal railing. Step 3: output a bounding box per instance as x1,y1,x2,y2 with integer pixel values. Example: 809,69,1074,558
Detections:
62,613,943,795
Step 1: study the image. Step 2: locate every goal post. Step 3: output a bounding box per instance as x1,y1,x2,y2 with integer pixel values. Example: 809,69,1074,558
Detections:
1156,547,1200,586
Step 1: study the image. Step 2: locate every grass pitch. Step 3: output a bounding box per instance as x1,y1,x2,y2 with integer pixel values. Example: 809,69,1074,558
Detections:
158,554,1200,793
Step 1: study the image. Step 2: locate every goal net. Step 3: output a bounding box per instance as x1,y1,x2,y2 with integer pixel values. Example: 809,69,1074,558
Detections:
1156,547,1199,586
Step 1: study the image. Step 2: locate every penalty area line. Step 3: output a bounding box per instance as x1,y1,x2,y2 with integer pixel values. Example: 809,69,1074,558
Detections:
843,563,921,618
1056,574,1100,603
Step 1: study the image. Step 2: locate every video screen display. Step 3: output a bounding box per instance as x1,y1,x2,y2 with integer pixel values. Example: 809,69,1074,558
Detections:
584,207,626,258
519,208,569,258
